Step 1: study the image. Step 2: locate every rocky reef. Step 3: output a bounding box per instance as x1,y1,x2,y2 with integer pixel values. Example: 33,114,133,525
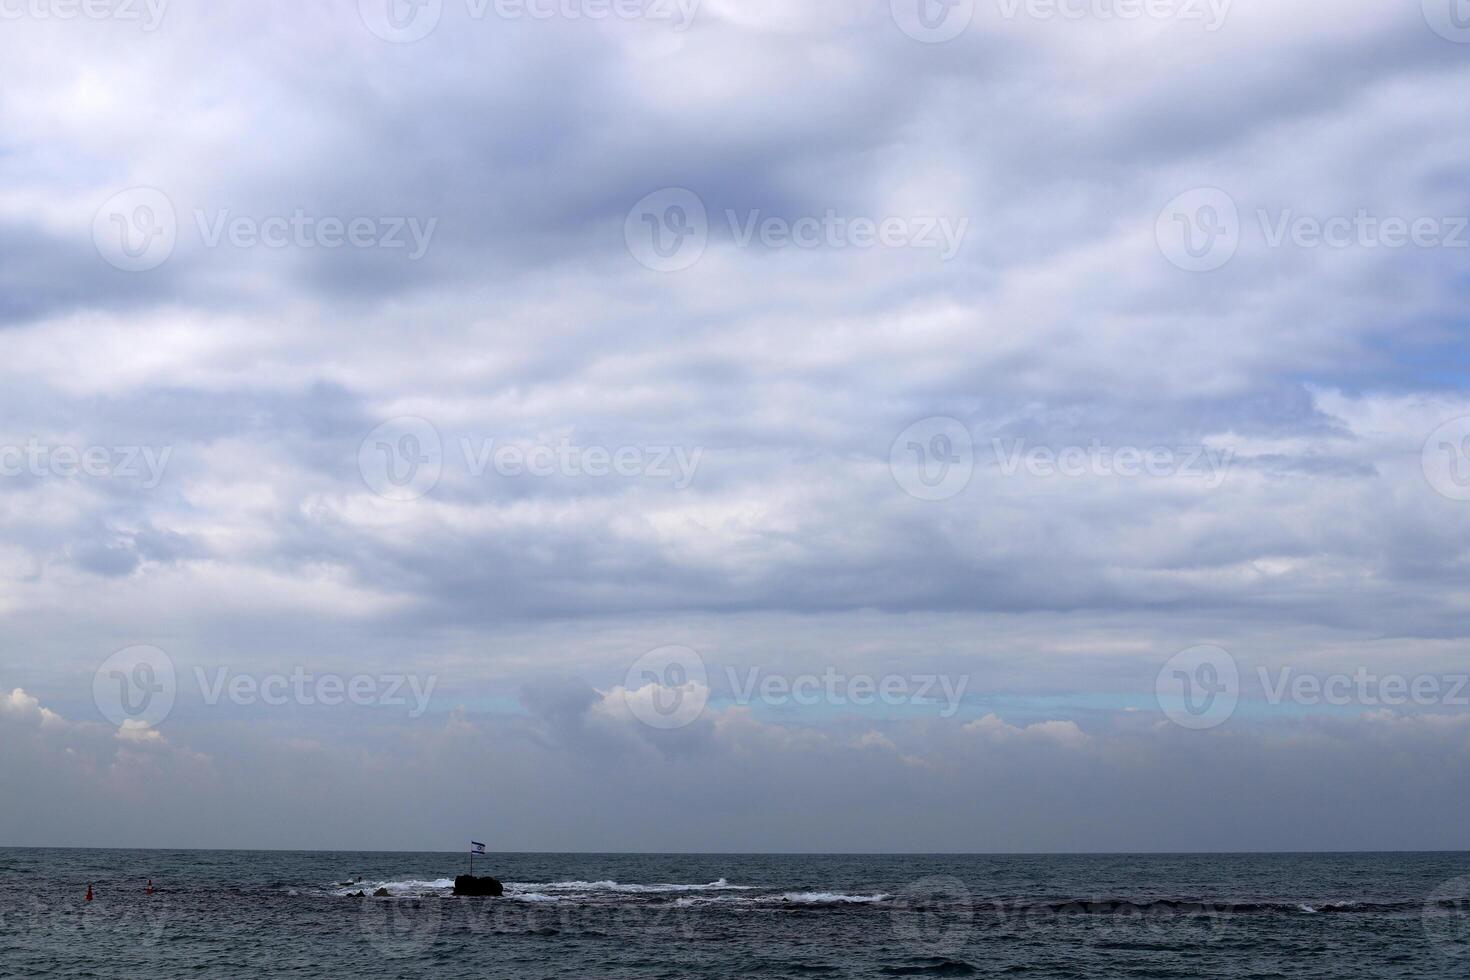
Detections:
453,874,504,897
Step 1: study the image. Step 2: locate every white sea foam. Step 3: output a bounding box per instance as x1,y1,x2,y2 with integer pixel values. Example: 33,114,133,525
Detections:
673,895,742,907
504,891,560,903
771,892,890,904
507,878,752,894
329,877,454,896
327,875,782,905
675,891,891,907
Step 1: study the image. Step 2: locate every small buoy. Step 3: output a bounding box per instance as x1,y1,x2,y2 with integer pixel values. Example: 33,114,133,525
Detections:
146,879,154,896
85,884,93,902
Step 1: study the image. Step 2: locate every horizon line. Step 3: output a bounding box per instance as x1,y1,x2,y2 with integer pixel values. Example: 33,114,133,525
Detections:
5,845,1469,857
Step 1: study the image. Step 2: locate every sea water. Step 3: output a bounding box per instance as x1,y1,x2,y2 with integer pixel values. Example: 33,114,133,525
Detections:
3,849,1469,977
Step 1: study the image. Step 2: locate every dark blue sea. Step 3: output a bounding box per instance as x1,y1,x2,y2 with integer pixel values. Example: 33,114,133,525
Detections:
3,849,1470,978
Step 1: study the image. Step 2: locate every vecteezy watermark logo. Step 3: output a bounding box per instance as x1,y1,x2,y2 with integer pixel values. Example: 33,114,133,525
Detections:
893,424,1233,498
359,0,443,42
892,876,973,958
1156,188,1240,272
1257,209,1469,250
0,440,172,489
95,191,437,270
1160,190,1468,271
726,209,969,260
0,0,170,30
458,895,698,940
359,0,698,40
28,892,173,945
1255,667,1469,708
994,0,1231,30
1424,0,1470,43
459,437,702,487
359,416,443,501
93,645,176,729
623,645,709,729
193,209,438,259
993,439,1233,487
473,0,699,27
1155,644,1238,730
194,667,437,718
625,188,708,273
1422,417,1470,502
890,417,974,501
723,667,969,717
359,895,443,958
358,422,705,500
890,0,974,42
625,190,969,270
1424,875,1470,957
93,187,177,273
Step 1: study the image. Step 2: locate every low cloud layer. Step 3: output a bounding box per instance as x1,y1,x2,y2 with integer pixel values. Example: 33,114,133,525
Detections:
6,682,1470,853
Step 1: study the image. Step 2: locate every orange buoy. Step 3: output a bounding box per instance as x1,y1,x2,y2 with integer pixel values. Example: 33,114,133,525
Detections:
146,879,155,895
85,884,93,902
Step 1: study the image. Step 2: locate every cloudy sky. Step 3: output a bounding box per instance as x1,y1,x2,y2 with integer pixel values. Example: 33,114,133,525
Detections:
2,0,1470,853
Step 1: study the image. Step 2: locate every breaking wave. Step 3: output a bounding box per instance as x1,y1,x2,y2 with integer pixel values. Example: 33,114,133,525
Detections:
504,891,560,903
1026,897,1413,915
323,879,1417,918
774,892,890,905
674,891,891,908
329,878,454,897
507,878,753,894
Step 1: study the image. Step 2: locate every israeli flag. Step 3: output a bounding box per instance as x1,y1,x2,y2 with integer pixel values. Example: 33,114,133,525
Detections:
470,841,486,855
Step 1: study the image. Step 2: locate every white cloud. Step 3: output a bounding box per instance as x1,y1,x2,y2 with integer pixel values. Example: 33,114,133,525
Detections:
964,713,1092,748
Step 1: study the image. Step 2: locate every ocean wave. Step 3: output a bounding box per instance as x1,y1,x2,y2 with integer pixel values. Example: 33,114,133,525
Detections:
327,875,753,899
329,877,454,896
774,892,890,905
507,878,752,894
670,891,891,908
1029,897,1408,916
674,896,735,907
880,959,978,977
504,891,560,903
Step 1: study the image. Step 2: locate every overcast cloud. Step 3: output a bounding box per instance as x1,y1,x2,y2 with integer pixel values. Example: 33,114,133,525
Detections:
1,0,1469,852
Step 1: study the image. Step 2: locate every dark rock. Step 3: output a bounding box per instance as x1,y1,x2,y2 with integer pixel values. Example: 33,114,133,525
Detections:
349,890,365,897
373,887,390,897
453,874,503,897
